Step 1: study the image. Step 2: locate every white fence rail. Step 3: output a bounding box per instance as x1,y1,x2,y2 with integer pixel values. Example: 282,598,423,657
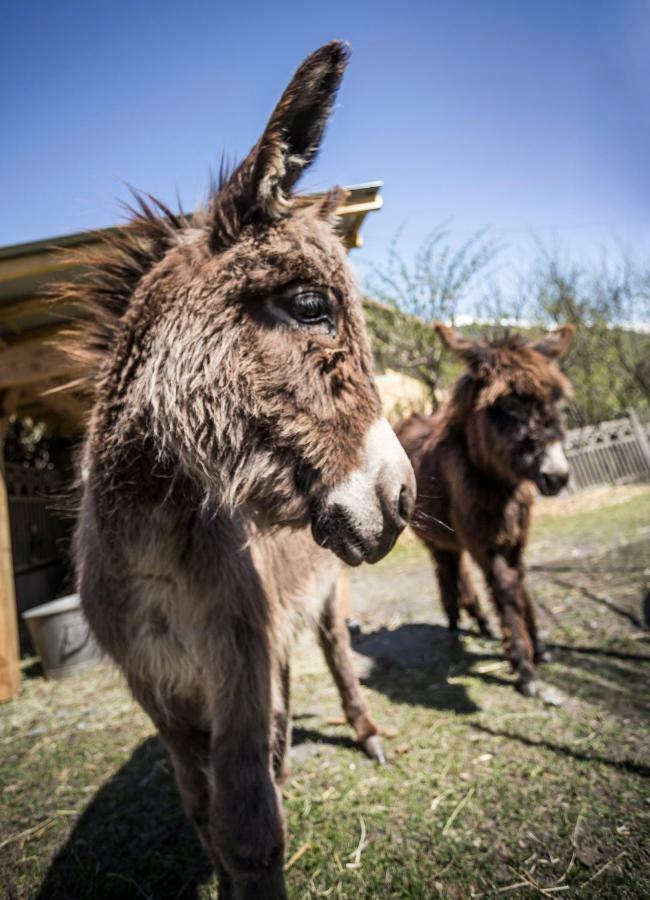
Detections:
565,409,650,492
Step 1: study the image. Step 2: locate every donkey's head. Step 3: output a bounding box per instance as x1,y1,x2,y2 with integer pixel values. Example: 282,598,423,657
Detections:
437,323,574,495
81,42,414,565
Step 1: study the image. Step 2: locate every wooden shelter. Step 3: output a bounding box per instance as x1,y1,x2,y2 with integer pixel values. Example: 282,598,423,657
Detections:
0,182,383,701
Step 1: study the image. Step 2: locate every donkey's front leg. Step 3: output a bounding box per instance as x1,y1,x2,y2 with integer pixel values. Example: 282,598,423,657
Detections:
484,553,537,696
317,577,385,763
517,565,552,664
208,635,287,900
130,685,239,896
458,554,494,638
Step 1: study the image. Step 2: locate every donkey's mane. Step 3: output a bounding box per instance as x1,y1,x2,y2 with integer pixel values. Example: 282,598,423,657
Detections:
443,328,569,427
484,330,527,351
54,165,335,391
53,191,195,387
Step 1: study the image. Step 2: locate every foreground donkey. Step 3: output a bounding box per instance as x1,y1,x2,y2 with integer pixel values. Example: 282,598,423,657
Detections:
65,43,415,898
397,324,574,696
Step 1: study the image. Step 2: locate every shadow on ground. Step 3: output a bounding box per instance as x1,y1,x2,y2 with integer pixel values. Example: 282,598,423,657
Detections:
352,612,650,729
529,539,650,726
352,623,489,714
33,738,213,900
470,722,650,777
539,645,650,727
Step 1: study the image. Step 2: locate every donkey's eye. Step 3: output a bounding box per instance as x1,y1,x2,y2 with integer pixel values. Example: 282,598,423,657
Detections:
269,286,337,335
490,397,528,429
289,291,330,323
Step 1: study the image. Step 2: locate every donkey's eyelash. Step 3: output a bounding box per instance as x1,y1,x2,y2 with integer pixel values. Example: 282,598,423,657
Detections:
281,286,338,333
291,291,330,319
261,286,338,336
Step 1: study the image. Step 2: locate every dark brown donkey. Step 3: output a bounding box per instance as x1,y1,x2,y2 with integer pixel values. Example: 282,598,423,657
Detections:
63,43,415,899
396,323,574,696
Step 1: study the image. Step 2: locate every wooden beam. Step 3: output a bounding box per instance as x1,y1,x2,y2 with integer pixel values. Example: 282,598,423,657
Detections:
336,198,383,217
0,294,84,327
0,393,20,702
0,337,73,391
0,249,79,283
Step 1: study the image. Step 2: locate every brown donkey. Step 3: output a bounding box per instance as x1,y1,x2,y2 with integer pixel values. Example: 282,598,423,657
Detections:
65,43,415,899
396,323,574,696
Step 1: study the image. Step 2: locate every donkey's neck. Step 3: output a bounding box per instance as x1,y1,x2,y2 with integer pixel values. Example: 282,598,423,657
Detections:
451,421,522,496
89,422,295,582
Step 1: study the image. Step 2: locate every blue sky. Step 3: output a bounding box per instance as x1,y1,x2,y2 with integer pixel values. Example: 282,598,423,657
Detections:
2,0,648,291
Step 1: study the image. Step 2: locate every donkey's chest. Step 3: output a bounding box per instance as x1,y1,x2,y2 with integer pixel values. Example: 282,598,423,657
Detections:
121,526,339,704
447,482,533,555
478,489,532,550
126,570,209,705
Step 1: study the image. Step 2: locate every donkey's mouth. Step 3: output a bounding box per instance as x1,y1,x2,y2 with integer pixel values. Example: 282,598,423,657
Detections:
534,471,569,496
311,509,368,566
311,506,400,567
310,416,415,565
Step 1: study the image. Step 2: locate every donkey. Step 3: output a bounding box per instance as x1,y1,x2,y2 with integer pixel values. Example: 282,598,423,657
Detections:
64,43,415,899
396,323,574,696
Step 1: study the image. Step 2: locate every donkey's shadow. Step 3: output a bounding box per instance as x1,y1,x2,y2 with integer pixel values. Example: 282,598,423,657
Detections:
33,738,213,900
352,623,493,713
33,726,364,900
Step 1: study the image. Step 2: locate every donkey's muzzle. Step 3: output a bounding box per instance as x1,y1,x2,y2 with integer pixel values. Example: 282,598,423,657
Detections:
312,493,410,566
535,470,569,496
534,440,570,496
312,418,416,567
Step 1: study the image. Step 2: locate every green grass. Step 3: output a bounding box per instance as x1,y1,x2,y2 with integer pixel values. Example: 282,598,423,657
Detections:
532,487,650,546
1,486,649,899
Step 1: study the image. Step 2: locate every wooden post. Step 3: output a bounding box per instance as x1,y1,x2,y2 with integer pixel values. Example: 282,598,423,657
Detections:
0,392,20,702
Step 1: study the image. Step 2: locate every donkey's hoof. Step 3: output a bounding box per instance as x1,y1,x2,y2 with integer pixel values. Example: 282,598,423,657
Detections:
362,734,386,764
540,684,565,706
535,647,554,665
346,618,362,638
516,676,539,698
478,621,495,639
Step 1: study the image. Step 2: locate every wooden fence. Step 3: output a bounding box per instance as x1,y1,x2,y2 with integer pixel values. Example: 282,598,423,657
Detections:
565,409,650,492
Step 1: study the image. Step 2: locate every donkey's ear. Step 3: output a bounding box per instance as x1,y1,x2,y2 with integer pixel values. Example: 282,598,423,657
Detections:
210,41,349,249
253,42,350,210
435,322,487,367
530,324,575,359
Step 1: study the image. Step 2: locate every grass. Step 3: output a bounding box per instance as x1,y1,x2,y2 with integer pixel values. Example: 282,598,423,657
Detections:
1,485,649,899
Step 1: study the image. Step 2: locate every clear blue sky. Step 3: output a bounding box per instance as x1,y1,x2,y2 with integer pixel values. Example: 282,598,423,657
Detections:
2,0,648,287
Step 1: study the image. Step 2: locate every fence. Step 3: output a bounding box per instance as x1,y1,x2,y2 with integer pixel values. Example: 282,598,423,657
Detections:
565,409,650,492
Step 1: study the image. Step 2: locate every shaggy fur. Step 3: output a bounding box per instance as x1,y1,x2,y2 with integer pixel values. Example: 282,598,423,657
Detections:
397,323,574,694
63,42,413,899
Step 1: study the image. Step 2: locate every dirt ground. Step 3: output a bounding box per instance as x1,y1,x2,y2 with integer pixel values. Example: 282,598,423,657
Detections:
1,484,649,899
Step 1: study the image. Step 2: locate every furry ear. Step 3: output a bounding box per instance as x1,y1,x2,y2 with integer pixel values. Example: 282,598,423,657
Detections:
435,322,488,368
209,41,350,250
530,324,575,359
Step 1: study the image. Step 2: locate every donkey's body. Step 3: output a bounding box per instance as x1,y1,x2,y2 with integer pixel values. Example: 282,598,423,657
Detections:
397,324,574,695
68,43,414,899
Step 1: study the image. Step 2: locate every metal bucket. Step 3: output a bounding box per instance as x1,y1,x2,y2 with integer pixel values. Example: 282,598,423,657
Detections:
23,594,101,679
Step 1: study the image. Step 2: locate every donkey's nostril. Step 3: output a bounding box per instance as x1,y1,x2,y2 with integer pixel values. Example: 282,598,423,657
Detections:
398,483,416,523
